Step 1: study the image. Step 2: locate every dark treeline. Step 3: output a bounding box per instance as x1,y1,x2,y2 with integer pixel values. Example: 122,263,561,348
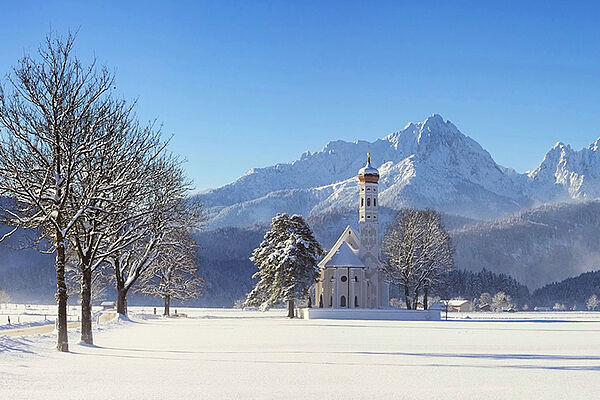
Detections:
388,268,531,306
531,270,600,309
436,268,531,304
3,215,600,310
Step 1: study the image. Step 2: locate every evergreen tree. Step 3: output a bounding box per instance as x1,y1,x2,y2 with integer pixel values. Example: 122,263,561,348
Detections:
245,213,324,318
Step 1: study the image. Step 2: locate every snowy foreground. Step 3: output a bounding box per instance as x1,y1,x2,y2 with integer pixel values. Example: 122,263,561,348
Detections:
1,308,600,399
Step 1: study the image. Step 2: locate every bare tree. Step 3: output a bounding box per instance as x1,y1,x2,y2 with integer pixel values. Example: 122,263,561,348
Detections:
381,209,423,309
381,208,453,310
68,121,167,344
0,34,121,351
106,168,200,316
137,228,204,316
586,294,598,311
66,261,110,306
491,291,513,312
414,210,454,310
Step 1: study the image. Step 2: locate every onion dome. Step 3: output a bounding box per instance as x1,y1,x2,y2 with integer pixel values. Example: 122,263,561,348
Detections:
358,153,379,183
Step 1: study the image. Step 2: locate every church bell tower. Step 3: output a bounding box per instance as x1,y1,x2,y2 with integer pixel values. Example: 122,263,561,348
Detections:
358,153,379,266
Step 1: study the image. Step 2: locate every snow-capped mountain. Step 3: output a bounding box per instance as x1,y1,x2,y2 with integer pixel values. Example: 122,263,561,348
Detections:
528,139,600,201
197,114,600,230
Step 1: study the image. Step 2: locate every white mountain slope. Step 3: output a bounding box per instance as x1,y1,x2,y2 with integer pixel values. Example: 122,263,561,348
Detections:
528,139,600,201
198,114,537,229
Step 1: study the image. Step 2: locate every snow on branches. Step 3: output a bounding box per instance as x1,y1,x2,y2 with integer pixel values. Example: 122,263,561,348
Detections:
0,33,204,348
381,208,454,310
245,213,324,317
136,228,204,316
0,33,132,351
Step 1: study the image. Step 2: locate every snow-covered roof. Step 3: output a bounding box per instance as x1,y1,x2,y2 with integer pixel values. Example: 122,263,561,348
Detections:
323,241,364,267
319,225,363,268
448,300,470,307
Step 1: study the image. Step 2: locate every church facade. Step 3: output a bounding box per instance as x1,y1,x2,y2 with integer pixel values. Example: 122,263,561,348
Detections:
314,155,390,309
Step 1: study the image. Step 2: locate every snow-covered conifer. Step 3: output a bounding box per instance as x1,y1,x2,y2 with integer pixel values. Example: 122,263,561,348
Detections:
245,213,324,318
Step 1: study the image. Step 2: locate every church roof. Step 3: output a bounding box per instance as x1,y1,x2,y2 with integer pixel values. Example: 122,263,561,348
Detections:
322,242,365,267
318,226,360,269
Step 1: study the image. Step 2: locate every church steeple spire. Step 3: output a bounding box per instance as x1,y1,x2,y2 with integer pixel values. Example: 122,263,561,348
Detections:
358,153,379,183
358,154,379,264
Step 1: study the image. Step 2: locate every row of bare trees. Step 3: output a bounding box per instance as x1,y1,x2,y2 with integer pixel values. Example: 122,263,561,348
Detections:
380,208,454,310
0,34,203,351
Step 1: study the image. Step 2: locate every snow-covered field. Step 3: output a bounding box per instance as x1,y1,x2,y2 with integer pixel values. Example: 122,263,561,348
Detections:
0,304,159,330
0,304,84,330
2,307,600,399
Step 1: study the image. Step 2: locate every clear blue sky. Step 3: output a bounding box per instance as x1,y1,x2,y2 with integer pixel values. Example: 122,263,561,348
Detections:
1,1,599,191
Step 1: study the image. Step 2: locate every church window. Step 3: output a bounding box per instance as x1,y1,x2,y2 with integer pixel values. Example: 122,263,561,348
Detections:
341,276,347,282
367,216,370,219
354,276,358,282
367,198,371,206
374,198,376,207
367,188,370,191
355,296,359,307
340,296,347,307
361,198,364,207
330,296,333,306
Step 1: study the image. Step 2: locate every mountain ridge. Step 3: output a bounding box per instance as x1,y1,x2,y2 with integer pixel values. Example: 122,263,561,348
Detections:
197,114,600,230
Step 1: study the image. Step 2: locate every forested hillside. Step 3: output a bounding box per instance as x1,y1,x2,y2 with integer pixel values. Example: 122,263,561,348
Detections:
531,270,600,309
3,201,600,308
452,201,600,289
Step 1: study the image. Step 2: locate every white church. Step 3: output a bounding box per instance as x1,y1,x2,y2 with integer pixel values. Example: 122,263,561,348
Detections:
314,154,390,309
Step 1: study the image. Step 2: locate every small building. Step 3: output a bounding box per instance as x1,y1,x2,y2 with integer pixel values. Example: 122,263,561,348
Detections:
478,303,492,312
446,299,473,312
101,301,115,311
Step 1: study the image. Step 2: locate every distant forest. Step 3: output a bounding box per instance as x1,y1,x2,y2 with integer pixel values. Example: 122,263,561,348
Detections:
2,221,600,309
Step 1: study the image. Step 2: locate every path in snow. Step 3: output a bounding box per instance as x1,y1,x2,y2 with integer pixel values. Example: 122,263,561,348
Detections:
1,321,81,337
1,309,599,399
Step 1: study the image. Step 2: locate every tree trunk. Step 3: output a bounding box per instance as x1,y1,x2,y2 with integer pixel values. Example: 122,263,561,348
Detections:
80,267,93,345
55,240,69,352
116,286,128,315
287,299,295,318
403,284,412,310
423,283,429,310
164,295,171,316
413,287,420,310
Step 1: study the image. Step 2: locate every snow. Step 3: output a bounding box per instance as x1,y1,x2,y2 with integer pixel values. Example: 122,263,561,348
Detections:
197,114,538,228
323,241,363,267
0,304,81,329
197,114,600,229
2,307,600,399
